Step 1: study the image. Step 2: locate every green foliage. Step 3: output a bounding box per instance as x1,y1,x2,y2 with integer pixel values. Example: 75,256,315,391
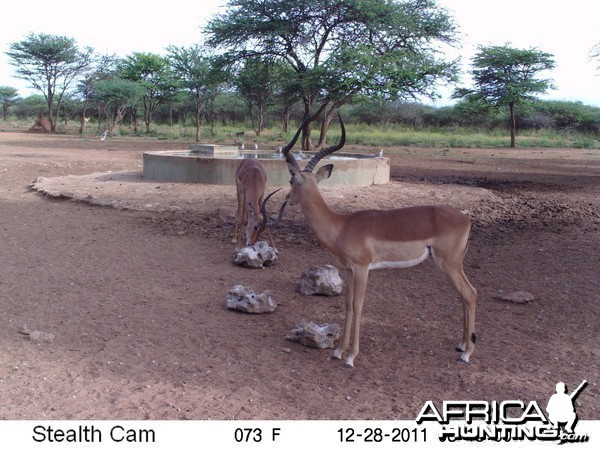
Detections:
206,0,459,147
0,86,21,120
119,52,179,133
166,45,216,93
530,100,600,133
166,44,225,141
12,94,47,120
3,26,598,150
457,44,556,107
92,79,144,105
6,33,94,130
143,121,594,149
234,57,291,136
454,44,556,147
91,79,145,131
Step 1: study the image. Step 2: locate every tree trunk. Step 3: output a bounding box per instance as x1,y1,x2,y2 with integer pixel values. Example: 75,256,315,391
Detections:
509,101,516,148
132,110,138,133
282,106,290,133
79,105,88,134
316,103,345,150
248,104,258,136
258,104,266,136
317,115,332,150
301,97,313,151
300,98,330,151
48,106,56,132
46,87,56,132
195,110,202,143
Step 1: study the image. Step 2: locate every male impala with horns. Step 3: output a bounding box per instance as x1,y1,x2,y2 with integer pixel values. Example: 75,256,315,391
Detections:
270,116,478,368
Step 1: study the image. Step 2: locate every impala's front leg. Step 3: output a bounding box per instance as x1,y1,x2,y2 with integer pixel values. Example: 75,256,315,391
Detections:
343,266,369,368
333,268,354,362
234,203,246,250
264,227,277,253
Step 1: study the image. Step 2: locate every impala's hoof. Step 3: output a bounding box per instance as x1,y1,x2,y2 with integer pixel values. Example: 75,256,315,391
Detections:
344,355,355,368
459,353,470,364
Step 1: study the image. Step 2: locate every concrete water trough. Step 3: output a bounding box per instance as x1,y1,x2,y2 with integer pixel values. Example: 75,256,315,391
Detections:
143,144,390,187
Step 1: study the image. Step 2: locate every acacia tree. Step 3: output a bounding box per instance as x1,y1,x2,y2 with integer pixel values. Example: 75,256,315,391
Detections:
91,79,144,134
119,53,178,133
166,44,224,142
454,44,555,148
205,0,458,150
0,86,21,120
6,33,94,131
234,57,288,136
75,54,121,134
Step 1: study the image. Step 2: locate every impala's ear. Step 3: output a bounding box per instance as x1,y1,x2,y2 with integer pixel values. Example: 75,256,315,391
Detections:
247,203,256,217
315,164,333,183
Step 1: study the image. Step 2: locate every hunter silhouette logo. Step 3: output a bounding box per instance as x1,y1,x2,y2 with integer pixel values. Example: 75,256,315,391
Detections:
546,380,587,435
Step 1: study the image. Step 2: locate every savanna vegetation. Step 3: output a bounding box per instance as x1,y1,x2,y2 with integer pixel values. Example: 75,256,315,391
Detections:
1,0,599,149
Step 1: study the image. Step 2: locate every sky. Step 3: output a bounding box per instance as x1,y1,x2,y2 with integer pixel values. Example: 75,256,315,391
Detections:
1,0,599,107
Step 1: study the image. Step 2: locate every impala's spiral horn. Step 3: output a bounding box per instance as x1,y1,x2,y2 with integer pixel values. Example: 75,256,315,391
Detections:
304,114,346,173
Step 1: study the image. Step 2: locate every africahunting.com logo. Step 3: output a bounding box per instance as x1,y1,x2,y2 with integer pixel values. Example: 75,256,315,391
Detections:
416,380,589,444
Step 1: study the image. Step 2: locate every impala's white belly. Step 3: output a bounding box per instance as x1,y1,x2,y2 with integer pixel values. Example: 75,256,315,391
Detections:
368,246,430,271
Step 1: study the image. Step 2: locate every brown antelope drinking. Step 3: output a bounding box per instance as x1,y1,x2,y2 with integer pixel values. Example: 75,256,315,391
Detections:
233,158,277,250
277,117,478,368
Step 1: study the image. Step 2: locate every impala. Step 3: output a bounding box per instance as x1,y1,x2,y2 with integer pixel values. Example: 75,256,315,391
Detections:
234,158,277,250
278,117,478,368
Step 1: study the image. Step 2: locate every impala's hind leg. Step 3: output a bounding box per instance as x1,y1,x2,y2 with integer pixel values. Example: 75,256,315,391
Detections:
431,246,477,362
446,267,477,362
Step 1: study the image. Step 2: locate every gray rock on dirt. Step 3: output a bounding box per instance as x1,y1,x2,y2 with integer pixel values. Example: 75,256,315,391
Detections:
18,324,55,343
299,264,343,296
226,285,278,314
233,241,278,268
285,321,341,349
494,291,535,304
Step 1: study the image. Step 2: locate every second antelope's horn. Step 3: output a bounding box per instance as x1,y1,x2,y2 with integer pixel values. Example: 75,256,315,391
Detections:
281,117,311,172
261,188,286,227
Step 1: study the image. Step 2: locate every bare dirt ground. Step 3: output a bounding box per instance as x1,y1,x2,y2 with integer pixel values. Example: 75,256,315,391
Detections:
0,130,598,420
